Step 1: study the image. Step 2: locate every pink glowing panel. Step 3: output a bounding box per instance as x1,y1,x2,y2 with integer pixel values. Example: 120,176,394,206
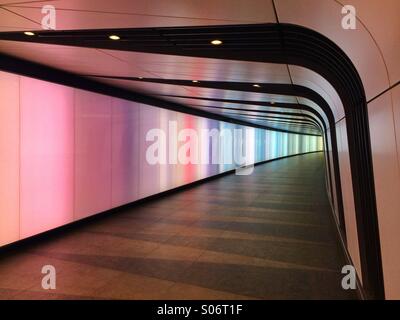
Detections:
74,90,112,220
0,72,20,246
111,98,140,207
138,104,161,199
20,77,74,238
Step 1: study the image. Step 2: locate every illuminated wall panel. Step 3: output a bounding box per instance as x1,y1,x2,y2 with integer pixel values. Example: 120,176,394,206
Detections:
20,78,74,238
180,114,197,185
219,122,235,172
74,90,112,220
111,99,140,207
196,117,211,181
282,133,289,157
158,108,172,192
139,104,161,199
0,72,19,246
0,70,323,247
204,120,220,178
264,131,271,160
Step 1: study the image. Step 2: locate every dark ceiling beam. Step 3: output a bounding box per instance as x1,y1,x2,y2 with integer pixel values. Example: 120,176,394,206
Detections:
200,106,320,131
214,111,319,128
217,112,319,126
162,94,327,130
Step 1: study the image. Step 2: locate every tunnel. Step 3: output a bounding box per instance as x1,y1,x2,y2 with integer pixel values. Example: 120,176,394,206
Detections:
0,0,399,301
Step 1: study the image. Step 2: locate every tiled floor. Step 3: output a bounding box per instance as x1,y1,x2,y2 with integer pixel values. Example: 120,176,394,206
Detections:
0,153,357,299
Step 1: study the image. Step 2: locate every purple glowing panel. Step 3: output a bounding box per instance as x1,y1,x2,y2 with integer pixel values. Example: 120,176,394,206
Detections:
74,90,112,220
111,98,140,207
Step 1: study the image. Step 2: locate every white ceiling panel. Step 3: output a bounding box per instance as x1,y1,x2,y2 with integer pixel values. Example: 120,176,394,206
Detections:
289,65,344,121
4,0,276,29
101,50,292,84
89,77,196,97
297,97,330,129
275,0,391,101
165,86,298,104
0,7,39,31
0,40,150,76
84,77,300,105
0,39,292,83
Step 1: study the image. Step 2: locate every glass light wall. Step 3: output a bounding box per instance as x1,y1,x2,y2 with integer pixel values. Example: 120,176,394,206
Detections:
0,71,323,247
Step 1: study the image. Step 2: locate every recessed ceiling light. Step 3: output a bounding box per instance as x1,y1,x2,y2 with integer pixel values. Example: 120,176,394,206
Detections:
211,39,223,45
253,84,261,88
109,35,120,40
138,77,143,79
192,80,199,83
24,31,35,36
